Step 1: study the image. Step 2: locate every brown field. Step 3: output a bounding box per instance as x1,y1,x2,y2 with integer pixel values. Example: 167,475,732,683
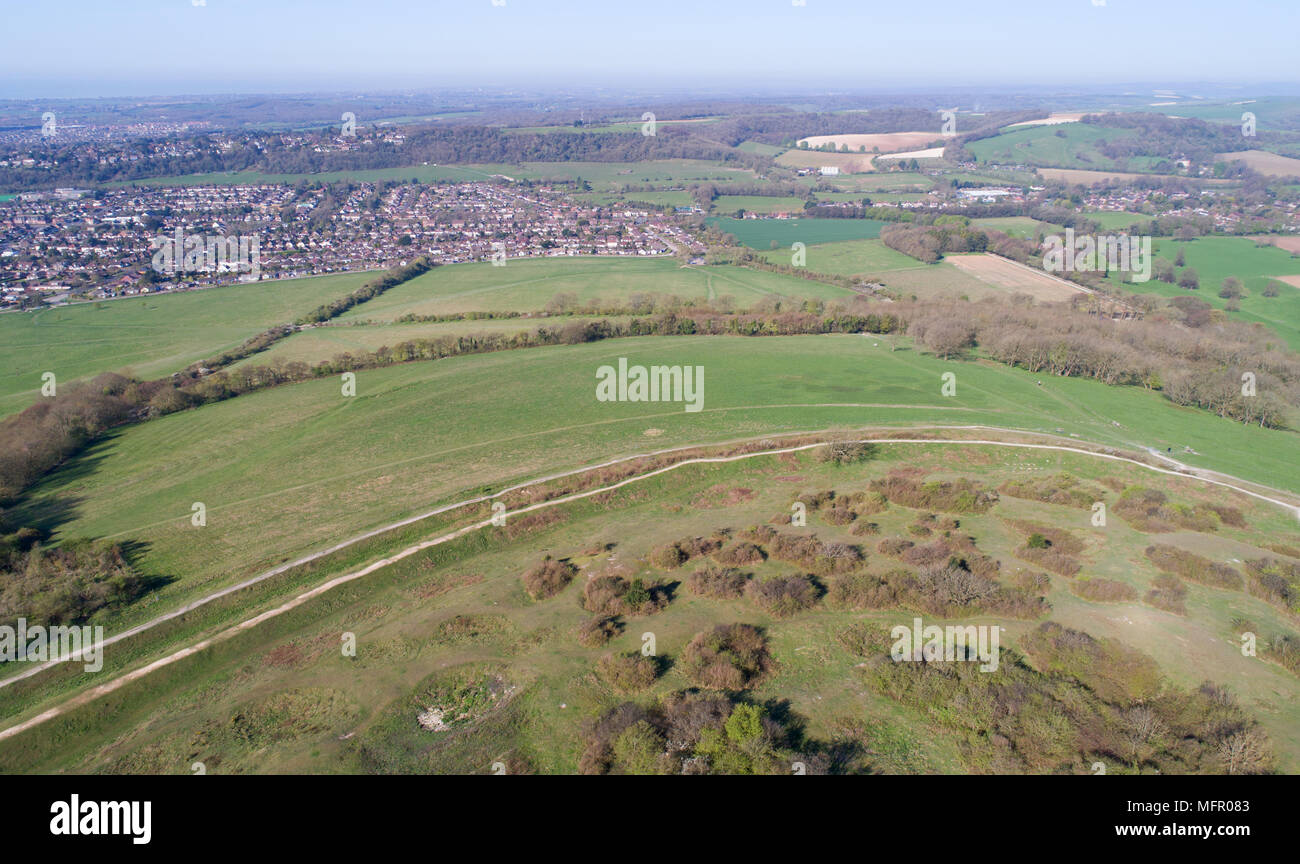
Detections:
874,147,947,163
775,149,878,174
1037,167,1234,187
1005,112,1087,128
1248,235,1300,254
796,131,942,153
870,261,998,300
944,253,1085,301
1271,275,1300,289
1215,149,1300,179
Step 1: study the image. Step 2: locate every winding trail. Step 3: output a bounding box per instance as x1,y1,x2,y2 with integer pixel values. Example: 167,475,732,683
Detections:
1,425,1297,743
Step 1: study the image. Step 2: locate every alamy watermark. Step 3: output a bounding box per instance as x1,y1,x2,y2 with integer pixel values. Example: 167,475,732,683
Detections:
596,357,704,413
1043,227,1151,282
151,228,261,279
0,617,104,673
890,617,1000,672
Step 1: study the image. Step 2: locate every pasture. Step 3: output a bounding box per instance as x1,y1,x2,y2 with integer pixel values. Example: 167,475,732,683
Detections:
967,123,1139,171
1105,235,1300,350
333,258,853,321
707,217,887,249
12,332,1300,642
0,271,374,418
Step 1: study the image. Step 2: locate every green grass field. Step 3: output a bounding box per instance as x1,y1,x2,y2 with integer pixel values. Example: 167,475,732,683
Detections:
0,271,374,418
707,217,887,249
711,195,808,215
968,124,1144,171
757,239,994,299
230,316,634,369
332,258,851,321
5,442,1297,773
1083,211,1150,230
760,238,920,274
571,190,693,208
971,216,1064,239
1106,236,1300,349
13,332,1299,648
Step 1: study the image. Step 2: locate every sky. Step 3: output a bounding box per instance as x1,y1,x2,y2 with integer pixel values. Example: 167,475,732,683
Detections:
4,0,1299,99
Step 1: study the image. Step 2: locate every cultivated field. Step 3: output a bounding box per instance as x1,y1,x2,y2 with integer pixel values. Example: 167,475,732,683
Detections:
774,149,878,174
874,147,946,163
1248,235,1300,254
1215,150,1300,179
945,254,1084,301
1004,112,1087,128
0,271,374,418
796,131,942,153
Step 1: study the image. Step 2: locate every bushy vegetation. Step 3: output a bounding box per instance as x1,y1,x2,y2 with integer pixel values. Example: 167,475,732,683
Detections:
681,624,773,690
0,531,150,627
1144,545,1243,591
582,574,671,617
1114,488,1239,533
846,620,1273,773
1145,574,1189,616
740,526,864,576
869,472,999,513
580,693,815,775
998,473,1107,509
686,564,751,599
595,652,659,695
744,575,820,618
521,556,578,600
1243,558,1300,614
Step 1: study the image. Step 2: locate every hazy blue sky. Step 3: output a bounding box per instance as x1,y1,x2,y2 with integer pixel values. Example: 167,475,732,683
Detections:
5,0,1299,98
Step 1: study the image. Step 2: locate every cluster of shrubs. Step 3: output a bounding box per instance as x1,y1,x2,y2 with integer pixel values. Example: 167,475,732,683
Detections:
686,565,750,599
0,530,151,627
1114,488,1243,534
1232,617,1300,679
1145,574,1189,616
647,535,723,570
681,624,773,690
580,693,816,775
595,652,659,695
791,488,888,527
744,575,820,618
998,473,1106,509
1008,520,1084,577
816,440,878,466
847,620,1272,773
741,526,864,576
869,473,999,514
520,556,578,600
576,616,622,648
582,574,671,618
1243,558,1300,613
1144,545,1243,591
